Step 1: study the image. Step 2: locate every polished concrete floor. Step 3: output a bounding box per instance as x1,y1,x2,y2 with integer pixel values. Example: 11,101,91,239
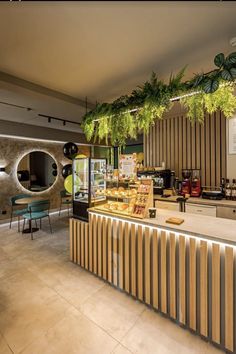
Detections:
0,214,223,354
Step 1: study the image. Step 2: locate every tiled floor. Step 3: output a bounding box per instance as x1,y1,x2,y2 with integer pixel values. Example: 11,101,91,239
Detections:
0,214,223,354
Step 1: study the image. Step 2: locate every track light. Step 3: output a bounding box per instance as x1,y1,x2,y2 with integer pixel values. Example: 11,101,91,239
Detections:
48,117,51,123
63,120,66,126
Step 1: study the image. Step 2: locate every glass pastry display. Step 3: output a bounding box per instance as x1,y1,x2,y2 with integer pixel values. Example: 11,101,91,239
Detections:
94,179,153,218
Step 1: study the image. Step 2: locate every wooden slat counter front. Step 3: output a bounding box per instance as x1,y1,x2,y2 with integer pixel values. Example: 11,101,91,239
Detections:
70,208,236,353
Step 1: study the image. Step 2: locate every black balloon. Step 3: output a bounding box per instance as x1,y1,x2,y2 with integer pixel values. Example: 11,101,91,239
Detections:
62,164,72,178
52,162,57,170
63,142,78,160
52,170,58,177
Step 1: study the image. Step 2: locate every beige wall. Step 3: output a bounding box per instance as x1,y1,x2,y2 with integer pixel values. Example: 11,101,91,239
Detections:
0,136,90,222
226,115,236,180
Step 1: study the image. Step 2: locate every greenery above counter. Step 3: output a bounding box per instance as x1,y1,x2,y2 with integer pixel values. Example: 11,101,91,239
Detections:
82,51,236,146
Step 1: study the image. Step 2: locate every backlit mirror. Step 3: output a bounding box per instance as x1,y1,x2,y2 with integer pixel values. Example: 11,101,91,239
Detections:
17,151,57,192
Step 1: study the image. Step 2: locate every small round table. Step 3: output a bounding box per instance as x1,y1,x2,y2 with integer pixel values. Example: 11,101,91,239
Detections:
15,196,46,234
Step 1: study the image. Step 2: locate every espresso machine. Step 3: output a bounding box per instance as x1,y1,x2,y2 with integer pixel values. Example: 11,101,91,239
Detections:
191,169,201,197
181,169,192,196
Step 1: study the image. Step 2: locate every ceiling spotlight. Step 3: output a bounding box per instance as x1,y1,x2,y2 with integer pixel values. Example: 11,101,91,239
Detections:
48,117,51,123
230,37,236,47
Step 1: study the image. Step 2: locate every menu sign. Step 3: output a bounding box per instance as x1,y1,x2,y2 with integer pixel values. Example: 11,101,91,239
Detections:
229,117,236,154
119,153,137,179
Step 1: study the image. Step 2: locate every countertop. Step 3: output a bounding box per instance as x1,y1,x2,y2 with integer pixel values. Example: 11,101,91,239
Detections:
154,195,236,208
89,207,236,246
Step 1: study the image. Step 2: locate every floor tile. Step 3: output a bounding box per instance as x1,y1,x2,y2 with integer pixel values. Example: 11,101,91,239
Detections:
0,292,72,353
21,307,118,354
0,333,12,354
80,285,145,341
121,308,223,354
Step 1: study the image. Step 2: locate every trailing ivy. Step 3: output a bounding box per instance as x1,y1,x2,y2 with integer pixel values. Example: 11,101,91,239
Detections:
181,85,236,123
81,51,236,145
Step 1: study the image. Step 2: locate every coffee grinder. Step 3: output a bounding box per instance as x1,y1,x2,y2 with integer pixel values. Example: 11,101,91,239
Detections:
191,169,201,197
181,169,192,196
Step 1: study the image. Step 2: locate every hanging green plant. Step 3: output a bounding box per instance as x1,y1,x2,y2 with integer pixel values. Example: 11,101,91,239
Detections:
82,51,236,146
181,85,236,123
181,93,205,123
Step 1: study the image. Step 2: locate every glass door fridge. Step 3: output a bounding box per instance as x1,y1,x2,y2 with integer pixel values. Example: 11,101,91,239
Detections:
72,157,106,221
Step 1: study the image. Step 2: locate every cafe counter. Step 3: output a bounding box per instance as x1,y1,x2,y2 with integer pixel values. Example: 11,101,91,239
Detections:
69,208,236,353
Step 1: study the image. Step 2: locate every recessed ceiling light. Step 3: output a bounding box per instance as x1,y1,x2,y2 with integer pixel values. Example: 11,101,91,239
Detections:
230,37,236,47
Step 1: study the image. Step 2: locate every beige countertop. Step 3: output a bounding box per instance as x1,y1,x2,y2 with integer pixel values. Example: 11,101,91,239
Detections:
154,194,236,208
89,207,236,246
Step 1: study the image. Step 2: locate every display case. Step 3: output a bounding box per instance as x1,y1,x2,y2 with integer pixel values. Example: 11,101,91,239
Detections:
94,179,153,219
72,158,106,221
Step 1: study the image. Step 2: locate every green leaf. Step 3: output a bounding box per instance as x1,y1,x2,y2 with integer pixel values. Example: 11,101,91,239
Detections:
225,52,236,65
202,78,219,93
193,74,205,88
214,53,225,68
221,68,236,81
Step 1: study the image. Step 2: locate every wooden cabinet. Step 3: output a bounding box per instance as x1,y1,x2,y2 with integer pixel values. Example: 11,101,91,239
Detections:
155,200,180,212
185,203,217,217
216,206,236,220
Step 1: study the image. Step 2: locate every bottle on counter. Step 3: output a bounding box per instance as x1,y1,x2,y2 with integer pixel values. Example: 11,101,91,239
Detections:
231,179,236,201
225,179,232,200
220,177,225,198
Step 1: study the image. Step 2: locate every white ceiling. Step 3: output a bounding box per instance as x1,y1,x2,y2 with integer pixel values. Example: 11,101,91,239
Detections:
0,1,235,132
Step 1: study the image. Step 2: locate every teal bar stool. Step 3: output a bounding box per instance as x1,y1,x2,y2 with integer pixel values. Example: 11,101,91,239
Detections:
22,200,52,240
59,190,72,217
9,194,29,232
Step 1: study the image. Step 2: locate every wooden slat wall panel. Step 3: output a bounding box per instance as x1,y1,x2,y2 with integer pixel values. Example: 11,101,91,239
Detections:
201,116,206,186
124,223,130,293
93,215,97,274
144,112,226,187
70,216,235,354
170,118,175,172
221,112,226,179
215,112,221,185
195,121,201,170
189,238,197,330
200,240,208,337
178,116,183,177
152,229,159,309
118,220,124,289
212,243,221,345
169,232,176,319
182,116,187,172
145,227,151,305
97,216,102,277
89,214,93,272
137,225,144,301
131,224,136,297
179,235,186,325
102,217,107,280
225,247,234,352
187,119,192,169
161,231,167,313
77,221,81,265
107,218,112,283
113,220,118,286
174,117,179,175
73,220,77,263
69,218,73,262
84,222,89,270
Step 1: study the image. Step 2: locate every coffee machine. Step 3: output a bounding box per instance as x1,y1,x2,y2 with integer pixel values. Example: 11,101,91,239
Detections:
181,169,192,196
191,169,201,197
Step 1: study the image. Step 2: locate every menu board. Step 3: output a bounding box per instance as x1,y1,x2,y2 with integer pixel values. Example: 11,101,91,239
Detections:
119,153,137,179
229,117,236,154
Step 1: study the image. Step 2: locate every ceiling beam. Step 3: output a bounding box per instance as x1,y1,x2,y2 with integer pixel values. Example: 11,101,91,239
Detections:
0,71,95,110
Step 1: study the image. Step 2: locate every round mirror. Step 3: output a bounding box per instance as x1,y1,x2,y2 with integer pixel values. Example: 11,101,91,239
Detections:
17,151,57,192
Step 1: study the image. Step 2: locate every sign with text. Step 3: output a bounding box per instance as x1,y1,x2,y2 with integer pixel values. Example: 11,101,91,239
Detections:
119,153,137,179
